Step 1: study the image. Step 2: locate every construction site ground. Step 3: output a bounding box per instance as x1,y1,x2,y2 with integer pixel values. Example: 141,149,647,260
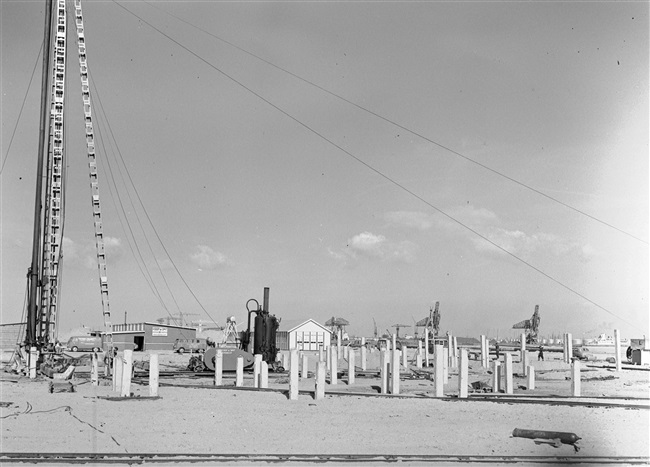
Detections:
1,348,648,465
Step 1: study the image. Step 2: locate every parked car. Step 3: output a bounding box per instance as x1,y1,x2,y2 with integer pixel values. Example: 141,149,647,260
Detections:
173,338,207,354
573,347,589,361
66,335,102,352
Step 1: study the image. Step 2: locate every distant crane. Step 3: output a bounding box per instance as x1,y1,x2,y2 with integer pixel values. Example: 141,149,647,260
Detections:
512,305,541,344
416,301,441,340
372,318,378,339
391,323,411,338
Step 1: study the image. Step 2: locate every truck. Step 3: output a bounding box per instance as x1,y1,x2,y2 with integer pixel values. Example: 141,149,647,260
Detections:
66,335,102,352
173,338,207,354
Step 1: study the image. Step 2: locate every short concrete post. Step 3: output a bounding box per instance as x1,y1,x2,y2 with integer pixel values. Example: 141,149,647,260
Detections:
319,345,324,363
522,350,529,376
330,347,338,385
443,347,449,381
614,329,622,371
392,334,397,353
402,345,408,367
450,337,458,369
260,361,269,388
567,333,573,365
481,334,487,368
416,350,423,368
453,336,458,360
301,353,308,378
326,345,331,370
458,348,468,398
344,345,349,359
253,354,262,388
289,350,299,400
504,353,513,395
29,347,37,379
361,337,367,371
520,333,526,354
348,348,355,385
235,355,244,387
121,350,133,397
391,349,400,395
434,344,444,397
282,352,289,370
572,359,581,396
380,349,389,394
113,354,123,393
337,333,342,360
492,360,501,393
149,353,159,397
424,332,430,367
315,361,326,400
563,334,568,363
214,349,223,386
91,352,99,386
527,365,535,390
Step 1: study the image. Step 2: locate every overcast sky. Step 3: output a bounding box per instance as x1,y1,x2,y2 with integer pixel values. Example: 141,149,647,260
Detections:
1,0,648,340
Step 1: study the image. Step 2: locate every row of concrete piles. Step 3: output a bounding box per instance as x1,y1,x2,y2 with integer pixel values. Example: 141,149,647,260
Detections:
481,329,627,397
100,329,628,399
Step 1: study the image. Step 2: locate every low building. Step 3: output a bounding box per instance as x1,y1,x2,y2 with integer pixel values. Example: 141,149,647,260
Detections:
286,319,332,351
110,322,196,351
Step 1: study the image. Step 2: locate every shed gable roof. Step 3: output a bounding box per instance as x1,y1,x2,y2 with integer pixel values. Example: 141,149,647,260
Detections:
287,319,331,334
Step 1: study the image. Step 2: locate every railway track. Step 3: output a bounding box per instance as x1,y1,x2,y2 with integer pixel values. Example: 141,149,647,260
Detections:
1,452,648,464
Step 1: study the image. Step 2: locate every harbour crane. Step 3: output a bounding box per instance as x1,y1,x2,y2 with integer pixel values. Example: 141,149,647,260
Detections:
512,305,541,344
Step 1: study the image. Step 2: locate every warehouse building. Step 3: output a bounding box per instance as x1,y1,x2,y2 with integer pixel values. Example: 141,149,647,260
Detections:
111,322,196,351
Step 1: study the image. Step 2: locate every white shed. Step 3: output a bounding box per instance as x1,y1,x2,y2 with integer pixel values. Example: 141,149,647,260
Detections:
288,319,332,351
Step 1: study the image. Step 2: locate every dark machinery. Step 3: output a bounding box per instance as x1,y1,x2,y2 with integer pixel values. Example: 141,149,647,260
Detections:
241,287,282,371
188,288,283,373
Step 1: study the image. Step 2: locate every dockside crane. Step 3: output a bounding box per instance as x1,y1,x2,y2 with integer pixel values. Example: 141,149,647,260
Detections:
512,305,541,344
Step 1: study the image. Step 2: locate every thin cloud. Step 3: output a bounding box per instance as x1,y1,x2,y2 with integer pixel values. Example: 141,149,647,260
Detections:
63,236,124,268
471,228,595,262
331,231,417,264
190,245,229,270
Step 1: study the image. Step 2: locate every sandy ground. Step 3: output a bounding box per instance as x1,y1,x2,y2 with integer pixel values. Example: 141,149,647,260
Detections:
1,348,649,465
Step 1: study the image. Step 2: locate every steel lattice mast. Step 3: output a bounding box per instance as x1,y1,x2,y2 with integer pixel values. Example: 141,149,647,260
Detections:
26,0,112,357
73,0,113,347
